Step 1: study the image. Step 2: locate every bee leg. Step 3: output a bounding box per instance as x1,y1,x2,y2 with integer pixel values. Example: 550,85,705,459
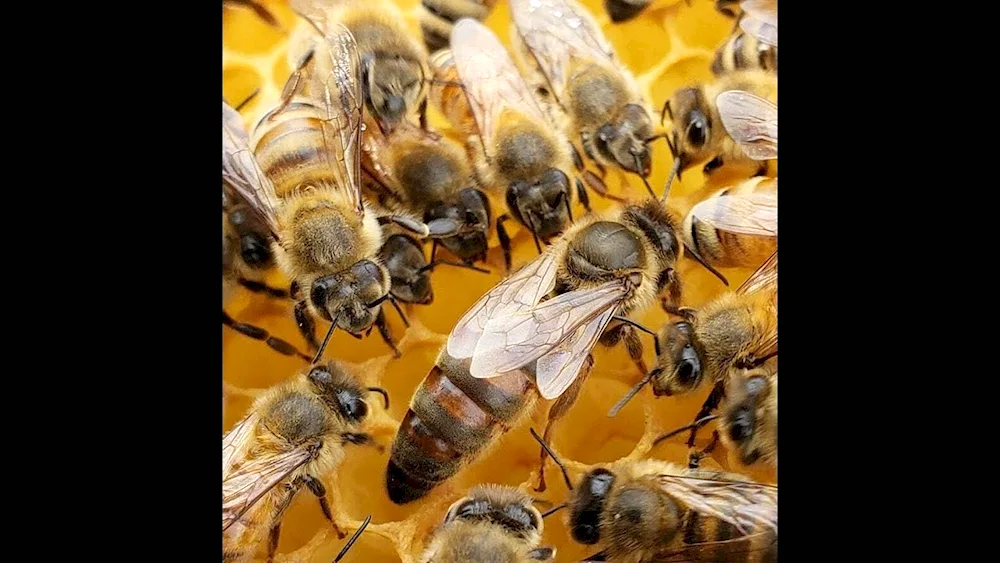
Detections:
575,178,592,213
374,309,402,358
582,170,627,203
535,355,595,492
342,432,385,453
419,98,429,130
687,381,726,448
622,326,649,376
584,551,608,561
570,142,585,172
223,311,312,362
687,429,720,468
237,278,290,299
302,475,346,539
702,156,724,176
527,547,556,561
756,161,769,176
265,486,299,563
581,136,608,179
273,47,316,118
497,215,513,273
294,301,321,352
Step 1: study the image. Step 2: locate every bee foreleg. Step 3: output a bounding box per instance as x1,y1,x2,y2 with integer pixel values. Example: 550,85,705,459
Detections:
702,156,724,175
222,311,312,362
570,143,585,171
622,326,650,376
293,301,320,351
687,429,721,469
375,309,402,358
575,178,592,213
301,475,346,539
582,170,627,203
419,98,428,130
497,215,513,273
687,381,726,448
342,432,384,454
535,355,596,492
238,278,291,299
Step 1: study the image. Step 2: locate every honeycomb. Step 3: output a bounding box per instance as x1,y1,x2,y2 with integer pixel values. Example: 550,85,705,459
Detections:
222,1,777,561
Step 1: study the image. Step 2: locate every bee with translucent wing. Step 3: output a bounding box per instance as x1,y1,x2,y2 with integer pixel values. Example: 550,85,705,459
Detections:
682,176,777,269
716,90,777,161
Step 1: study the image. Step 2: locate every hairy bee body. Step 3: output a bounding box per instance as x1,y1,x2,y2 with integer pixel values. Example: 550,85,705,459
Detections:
223,365,370,562
720,360,777,468
251,99,388,325
419,0,499,52
653,283,776,397
420,485,554,562
681,176,776,269
386,199,683,504
666,70,776,179
568,459,777,562
711,29,777,76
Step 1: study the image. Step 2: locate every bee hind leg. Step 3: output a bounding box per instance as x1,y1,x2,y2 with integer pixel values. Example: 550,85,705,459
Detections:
302,475,346,539
223,311,312,362
497,215,513,273
265,485,299,563
293,301,321,352
687,429,720,468
687,381,725,448
535,355,595,492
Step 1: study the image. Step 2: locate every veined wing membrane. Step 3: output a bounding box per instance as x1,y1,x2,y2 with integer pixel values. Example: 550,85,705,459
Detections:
690,192,777,237
222,412,259,478
222,445,314,531
717,90,777,161
222,102,282,238
534,306,617,399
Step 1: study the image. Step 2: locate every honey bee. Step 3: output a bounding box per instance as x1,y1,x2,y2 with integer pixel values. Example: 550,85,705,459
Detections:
223,0,280,28
377,231,489,306
613,251,776,448
222,361,388,562
361,120,495,267
289,0,430,133
238,26,449,357
429,19,580,267
509,0,663,198
716,89,777,161
710,27,777,76
420,485,556,562
738,0,777,47
565,459,777,562
661,69,776,186
418,0,499,52
681,176,776,269
386,196,729,502
719,360,777,468
222,95,310,363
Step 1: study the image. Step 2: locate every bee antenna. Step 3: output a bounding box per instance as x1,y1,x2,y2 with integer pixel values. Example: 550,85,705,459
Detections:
366,387,390,409
524,215,543,254
633,153,656,200
541,503,568,518
652,414,720,448
607,371,653,417
312,320,338,365
529,428,574,491
661,156,681,204
386,294,410,328
417,260,490,275
682,242,730,286
333,514,372,562
234,88,260,112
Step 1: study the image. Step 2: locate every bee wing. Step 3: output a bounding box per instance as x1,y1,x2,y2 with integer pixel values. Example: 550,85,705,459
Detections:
533,305,617,399
222,412,259,478
469,281,627,383
689,191,777,237
509,0,615,102
450,18,548,156
659,530,778,561
222,445,314,531
222,102,282,238
447,251,559,359
657,474,778,536
739,0,777,46
716,90,777,161
736,251,777,297
312,24,366,217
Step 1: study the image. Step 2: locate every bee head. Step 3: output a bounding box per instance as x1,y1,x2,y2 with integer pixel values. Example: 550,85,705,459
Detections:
595,103,654,177
425,187,491,262
650,321,703,397
604,0,651,23
227,205,274,270
365,56,424,133
380,234,433,305
568,467,616,544
664,87,713,170
506,168,572,243
722,372,774,465
307,362,369,423
310,259,389,335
